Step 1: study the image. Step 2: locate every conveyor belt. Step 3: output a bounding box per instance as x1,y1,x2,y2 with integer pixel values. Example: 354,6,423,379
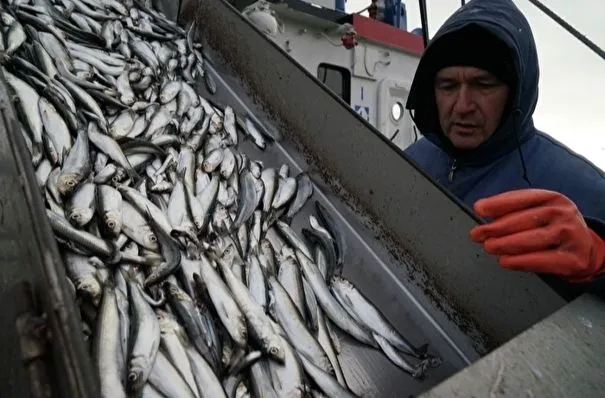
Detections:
194,51,474,396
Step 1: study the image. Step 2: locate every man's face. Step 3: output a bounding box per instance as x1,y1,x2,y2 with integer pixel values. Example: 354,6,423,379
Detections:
434,66,510,150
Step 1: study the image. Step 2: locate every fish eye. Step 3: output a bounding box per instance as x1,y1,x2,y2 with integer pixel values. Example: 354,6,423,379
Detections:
71,213,80,220
67,180,75,187
107,220,116,228
269,346,279,355
149,234,157,242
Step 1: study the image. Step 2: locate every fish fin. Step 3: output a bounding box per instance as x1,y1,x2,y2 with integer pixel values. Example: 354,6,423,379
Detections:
170,227,199,247
124,166,142,185
425,355,442,369
120,137,166,156
326,320,342,354
192,272,212,308
225,346,247,376
266,290,278,319
412,360,429,380
105,241,121,265
264,208,279,229
415,343,429,357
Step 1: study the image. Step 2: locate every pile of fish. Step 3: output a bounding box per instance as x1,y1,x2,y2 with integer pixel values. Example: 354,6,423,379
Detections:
0,0,441,396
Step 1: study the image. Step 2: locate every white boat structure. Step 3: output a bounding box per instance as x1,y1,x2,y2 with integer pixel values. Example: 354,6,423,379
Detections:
237,0,425,151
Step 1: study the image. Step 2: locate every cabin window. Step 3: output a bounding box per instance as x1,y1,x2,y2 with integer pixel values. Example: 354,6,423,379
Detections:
317,63,351,104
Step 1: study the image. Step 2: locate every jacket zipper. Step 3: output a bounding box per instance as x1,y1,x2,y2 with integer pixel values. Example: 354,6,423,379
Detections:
448,159,458,182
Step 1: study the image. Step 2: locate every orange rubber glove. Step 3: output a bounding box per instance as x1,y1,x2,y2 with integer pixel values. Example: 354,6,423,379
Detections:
469,189,605,283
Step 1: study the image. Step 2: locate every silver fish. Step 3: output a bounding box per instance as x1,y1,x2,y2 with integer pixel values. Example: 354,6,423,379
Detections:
218,245,284,362
148,349,197,398
66,182,96,227
285,173,314,220
244,117,267,150
268,275,334,374
248,254,267,310
186,345,228,398
126,278,161,394
277,255,306,321
298,354,359,398
331,276,429,359
157,309,200,398
97,184,123,237
223,106,237,145
88,122,138,180
373,333,427,379
268,335,305,398
232,169,262,230
196,255,248,348
121,201,159,251
296,250,376,347
109,110,136,139
93,285,128,398
316,308,347,387
36,158,53,189
5,71,43,149
63,251,102,305
272,176,297,209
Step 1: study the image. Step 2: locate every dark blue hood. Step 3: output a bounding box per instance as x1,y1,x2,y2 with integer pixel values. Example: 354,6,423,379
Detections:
405,0,540,166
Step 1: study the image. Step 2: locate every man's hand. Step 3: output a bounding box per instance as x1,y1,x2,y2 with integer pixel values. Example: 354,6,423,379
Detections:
469,189,605,283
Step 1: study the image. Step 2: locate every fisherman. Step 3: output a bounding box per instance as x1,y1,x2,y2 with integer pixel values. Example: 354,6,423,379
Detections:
403,0,605,298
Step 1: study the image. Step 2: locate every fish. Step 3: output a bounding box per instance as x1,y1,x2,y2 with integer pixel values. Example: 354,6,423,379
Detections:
93,284,128,398
285,172,314,221
373,333,428,379
218,245,285,362
331,275,430,358
57,127,91,197
296,250,376,347
63,251,103,305
156,309,200,398
2,0,442,394
298,354,359,398
126,278,161,394
96,184,123,237
267,275,334,374
194,257,248,348
65,181,96,227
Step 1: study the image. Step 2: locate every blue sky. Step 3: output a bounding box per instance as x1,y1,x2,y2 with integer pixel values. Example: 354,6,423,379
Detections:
345,0,605,170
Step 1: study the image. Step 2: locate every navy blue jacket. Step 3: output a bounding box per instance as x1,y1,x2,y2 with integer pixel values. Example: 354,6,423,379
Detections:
403,0,605,299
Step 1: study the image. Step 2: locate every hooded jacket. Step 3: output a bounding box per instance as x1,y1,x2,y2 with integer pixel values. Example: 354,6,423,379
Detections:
403,0,605,299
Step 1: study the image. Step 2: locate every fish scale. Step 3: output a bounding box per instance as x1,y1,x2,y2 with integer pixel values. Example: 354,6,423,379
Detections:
0,0,440,396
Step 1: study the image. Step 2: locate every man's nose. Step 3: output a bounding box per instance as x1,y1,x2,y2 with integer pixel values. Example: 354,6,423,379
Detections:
452,86,476,114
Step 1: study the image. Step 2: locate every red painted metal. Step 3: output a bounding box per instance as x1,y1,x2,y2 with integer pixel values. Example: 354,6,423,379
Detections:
351,14,424,56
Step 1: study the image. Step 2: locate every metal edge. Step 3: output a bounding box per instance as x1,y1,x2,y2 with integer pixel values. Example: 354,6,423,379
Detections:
0,69,99,397
182,0,567,349
419,293,605,397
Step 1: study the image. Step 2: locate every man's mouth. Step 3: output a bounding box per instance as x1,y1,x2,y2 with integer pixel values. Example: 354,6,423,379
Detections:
452,123,478,135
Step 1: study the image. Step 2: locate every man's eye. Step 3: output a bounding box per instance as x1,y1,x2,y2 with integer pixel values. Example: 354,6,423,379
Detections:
437,82,458,90
477,80,500,89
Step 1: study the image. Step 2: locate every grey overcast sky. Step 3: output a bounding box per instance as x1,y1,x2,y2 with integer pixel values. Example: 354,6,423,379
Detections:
345,0,605,170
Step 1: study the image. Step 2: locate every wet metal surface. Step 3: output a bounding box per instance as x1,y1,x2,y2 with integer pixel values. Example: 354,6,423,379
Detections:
420,294,605,398
0,70,98,397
